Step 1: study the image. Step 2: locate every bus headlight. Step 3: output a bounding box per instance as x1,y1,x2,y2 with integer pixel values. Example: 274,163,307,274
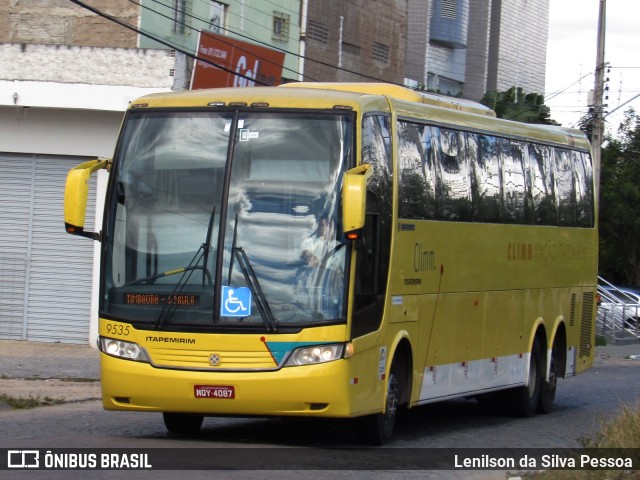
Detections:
99,336,150,363
285,344,345,366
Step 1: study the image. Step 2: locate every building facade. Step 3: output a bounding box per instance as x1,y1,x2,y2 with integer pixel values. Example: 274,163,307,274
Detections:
303,0,408,85
405,0,549,100
138,0,302,84
0,0,177,344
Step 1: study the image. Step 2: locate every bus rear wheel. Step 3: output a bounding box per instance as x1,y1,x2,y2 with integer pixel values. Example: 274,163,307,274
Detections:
356,359,403,445
162,412,204,435
538,338,561,413
510,337,543,417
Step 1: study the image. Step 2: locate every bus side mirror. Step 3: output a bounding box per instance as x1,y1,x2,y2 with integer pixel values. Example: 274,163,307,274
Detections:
342,164,372,235
64,158,110,241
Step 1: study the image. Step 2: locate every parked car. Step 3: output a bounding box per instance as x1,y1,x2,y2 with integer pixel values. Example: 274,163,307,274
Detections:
597,286,640,330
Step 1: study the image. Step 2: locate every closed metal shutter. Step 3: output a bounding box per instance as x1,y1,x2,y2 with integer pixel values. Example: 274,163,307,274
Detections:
0,155,32,340
0,153,96,344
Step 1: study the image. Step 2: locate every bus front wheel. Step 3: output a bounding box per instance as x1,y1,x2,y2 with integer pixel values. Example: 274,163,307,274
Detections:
162,412,204,435
356,359,403,445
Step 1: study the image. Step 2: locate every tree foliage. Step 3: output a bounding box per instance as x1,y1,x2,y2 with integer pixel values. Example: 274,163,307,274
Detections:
481,86,560,125
599,108,640,285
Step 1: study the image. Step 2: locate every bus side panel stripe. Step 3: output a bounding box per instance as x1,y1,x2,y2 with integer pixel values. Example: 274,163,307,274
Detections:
418,353,528,402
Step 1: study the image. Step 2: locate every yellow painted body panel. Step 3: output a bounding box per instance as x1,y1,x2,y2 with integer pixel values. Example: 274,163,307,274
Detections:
100,321,386,417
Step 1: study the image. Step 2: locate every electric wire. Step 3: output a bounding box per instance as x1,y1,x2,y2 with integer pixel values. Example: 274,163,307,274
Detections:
68,0,272,85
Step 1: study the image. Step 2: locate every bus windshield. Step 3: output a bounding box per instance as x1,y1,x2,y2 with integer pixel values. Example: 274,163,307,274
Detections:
102,109,353,330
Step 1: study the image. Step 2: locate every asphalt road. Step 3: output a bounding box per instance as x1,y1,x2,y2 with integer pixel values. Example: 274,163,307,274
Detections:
0,342,638,479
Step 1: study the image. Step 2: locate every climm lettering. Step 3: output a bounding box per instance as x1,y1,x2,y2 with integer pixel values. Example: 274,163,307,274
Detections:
507,242,533,261
414,243,436,272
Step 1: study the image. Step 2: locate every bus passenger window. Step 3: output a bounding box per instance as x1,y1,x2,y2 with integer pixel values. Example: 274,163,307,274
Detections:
501,139,527,224
474,135,503,222
528,144,557,225
437,128,472,221
397,121,436,220
554,148,576,226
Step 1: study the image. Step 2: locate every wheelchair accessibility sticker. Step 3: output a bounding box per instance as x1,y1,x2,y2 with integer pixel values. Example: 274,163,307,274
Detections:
220,286,252,317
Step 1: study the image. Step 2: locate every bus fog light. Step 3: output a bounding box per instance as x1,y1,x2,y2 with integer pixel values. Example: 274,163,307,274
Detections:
99,337,149,362
285,344,344,366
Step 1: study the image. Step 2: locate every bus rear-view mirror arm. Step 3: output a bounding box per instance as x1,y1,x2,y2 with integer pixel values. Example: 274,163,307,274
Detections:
64,157,111,241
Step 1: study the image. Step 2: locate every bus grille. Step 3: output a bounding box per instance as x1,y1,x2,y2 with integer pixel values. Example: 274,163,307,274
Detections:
579,291,595,357
148,348,279,371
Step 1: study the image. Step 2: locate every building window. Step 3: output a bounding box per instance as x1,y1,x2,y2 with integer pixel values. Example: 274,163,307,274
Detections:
209,1,225,33
372,42,390,64
307,20,329,44
273,12,290,41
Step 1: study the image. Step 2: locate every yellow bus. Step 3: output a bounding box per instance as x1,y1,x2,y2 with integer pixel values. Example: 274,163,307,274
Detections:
64,82,598,444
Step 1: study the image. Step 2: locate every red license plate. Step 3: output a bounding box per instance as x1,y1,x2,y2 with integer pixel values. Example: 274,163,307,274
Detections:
194,385,235,399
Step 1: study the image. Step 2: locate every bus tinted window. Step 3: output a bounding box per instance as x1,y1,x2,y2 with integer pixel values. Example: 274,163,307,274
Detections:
501,139,527,224
397,120,594,228
528,143,557,225
437,128,472,221
574,151,594,227
475,134,502,222
397,121,436,219
554,148,576,226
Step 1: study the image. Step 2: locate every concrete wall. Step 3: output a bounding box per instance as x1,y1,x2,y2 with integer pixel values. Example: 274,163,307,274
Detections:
0,0,139,48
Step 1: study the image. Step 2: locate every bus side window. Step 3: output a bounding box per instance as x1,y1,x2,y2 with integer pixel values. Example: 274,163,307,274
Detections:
500,139,527,224
554,148,577,226
574,151,594,227
528,143,557,226
473,135,503,222
437,128,472,221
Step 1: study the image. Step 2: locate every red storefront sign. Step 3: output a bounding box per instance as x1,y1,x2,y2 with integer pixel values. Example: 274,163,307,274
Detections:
190,31,285,89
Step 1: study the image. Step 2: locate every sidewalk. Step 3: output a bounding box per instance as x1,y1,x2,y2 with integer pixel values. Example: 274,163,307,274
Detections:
0,339,638,410
0,340,101,408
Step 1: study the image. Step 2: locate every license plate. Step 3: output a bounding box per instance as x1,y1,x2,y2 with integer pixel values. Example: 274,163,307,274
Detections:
194,385,235,399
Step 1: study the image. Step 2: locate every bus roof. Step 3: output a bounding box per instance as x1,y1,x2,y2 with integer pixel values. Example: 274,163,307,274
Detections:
280,82,496,117
128,82,591,151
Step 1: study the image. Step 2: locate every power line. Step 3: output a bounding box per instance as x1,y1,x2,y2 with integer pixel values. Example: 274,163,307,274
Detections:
134,0,306,79
68,0,271,85
141,0,406,84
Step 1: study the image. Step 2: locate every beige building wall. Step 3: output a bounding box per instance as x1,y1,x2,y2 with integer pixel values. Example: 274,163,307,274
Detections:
304,0,408,85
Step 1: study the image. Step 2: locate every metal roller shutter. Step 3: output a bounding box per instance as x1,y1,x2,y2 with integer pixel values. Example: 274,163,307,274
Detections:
0,155,32,340
0,153,96,344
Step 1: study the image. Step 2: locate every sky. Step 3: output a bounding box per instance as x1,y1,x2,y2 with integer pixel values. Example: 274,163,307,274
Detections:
545,0,640,135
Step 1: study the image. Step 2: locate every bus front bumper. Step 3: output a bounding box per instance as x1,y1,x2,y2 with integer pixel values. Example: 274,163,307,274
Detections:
100,353,354,418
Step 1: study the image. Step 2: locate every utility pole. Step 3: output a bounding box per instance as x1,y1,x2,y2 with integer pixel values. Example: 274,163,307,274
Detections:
592,0,606,197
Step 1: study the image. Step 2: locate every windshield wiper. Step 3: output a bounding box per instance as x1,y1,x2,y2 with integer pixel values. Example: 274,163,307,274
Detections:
153,206,216,329
201,205,216,286
226,214,278,332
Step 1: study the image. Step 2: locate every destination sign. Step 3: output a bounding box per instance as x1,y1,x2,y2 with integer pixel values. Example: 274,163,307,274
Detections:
123,293,200,306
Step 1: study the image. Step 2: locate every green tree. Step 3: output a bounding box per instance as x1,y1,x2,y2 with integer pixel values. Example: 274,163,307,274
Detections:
481,86,560,125
599,108,640,285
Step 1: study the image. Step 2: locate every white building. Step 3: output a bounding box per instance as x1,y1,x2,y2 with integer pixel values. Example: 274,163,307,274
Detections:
0,1,178,344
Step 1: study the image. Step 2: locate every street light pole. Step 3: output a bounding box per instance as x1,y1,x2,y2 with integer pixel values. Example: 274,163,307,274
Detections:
592,0,606,198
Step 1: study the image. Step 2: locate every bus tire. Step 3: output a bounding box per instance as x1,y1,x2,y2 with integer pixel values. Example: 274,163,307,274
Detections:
162,412,204,435
510,337,543,418
538,338,560,414
356,358,403,445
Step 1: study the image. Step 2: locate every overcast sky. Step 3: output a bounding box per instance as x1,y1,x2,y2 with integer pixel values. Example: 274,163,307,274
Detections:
545,0,640,134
